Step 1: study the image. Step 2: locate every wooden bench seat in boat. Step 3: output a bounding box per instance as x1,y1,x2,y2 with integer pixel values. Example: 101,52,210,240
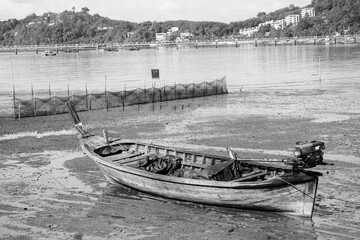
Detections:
231,171,268,182
103,152,144,162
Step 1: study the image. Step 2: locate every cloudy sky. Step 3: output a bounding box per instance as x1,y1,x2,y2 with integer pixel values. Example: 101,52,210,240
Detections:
1,0,311,23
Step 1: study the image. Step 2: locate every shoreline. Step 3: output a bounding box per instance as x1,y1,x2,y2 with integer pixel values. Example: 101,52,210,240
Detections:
0,35,359,54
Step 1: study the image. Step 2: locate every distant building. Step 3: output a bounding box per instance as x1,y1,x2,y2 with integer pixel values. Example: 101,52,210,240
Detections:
301,7,315,18
259,19,285,30
285,14,300,26
155,33,167,42
239,27,259,36
97,26,113,31
180,32,192,39
168,27,179,33
273,19,285,29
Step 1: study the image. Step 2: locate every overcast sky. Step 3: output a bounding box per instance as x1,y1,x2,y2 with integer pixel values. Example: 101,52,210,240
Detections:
1,0,311,23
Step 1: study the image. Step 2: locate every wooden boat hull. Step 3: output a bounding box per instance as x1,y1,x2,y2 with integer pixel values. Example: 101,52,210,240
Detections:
65,101,321,218
81,140,319,217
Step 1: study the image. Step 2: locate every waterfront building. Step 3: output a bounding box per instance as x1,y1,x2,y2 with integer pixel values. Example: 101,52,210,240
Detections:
168,27,179,33
239,27,259,37
155,33,167,42
180,32,193,39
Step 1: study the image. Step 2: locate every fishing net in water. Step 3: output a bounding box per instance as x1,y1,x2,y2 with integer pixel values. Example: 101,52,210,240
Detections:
13,77,228,118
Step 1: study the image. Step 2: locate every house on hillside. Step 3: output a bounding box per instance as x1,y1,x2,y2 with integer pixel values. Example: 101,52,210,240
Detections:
301,7,315,18
259,19,285,30
285,14,300,26
239,27,259,37
156,33,167,42
168,27,179,34
180,32,193,39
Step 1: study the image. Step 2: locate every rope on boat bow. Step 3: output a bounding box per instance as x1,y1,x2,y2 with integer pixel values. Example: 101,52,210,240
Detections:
274,176,314,199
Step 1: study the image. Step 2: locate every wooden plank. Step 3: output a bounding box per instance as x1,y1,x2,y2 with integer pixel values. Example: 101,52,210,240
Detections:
182,161,207,169
108,152,143,162
231,172,268,182
115,153,153,164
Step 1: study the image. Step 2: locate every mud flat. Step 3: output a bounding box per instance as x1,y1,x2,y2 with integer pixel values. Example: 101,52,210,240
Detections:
1,84,360,239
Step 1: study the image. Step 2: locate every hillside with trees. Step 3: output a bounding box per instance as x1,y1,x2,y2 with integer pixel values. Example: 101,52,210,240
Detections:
0,0,359,46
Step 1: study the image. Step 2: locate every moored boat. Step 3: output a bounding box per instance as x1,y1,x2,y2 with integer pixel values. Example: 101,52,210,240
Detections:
42,50,57,56
65,102,327,217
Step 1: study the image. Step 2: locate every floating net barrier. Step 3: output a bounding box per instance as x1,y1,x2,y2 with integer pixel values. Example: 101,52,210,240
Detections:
13,77,228,118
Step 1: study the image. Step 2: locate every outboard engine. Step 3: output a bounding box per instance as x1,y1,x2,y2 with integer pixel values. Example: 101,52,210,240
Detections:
293,140,325,168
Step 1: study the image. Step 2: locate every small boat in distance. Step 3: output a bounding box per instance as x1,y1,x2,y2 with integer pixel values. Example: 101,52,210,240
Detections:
42,50,57,56
65,102,328,218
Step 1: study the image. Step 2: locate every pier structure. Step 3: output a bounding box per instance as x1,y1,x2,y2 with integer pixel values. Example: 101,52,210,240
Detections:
0,35,358,54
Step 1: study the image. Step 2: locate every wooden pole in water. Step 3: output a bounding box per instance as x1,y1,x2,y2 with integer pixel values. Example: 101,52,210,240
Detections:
163,81,166,102
89,90,92,110
144,80,146,103
104,74,108,110
48,80,51,97
53,92,56,114
18,102,21,120
137,87,140,107
34,92,36,116
318,56,321,82
11,60,16,118
67,81,70,98
123,82,126,111
215,79,218,95
174,81,177,99
30,79,34,98
85,82,88,110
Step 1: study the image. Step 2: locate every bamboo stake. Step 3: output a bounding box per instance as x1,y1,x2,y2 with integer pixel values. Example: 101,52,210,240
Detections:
67,80,70,98
174,81,177,99
85,82,88,110
318,56,321,82
48,79,51,97
105,75,108,109
18,102,21,120
53,92,56,114
30,78,34,98
123,82,126,111
34,92,36,116
11,60,16,118
137,87,140,108
89,90,92,110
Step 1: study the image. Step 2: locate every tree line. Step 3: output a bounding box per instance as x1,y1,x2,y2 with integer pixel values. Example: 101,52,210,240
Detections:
1,0,359,46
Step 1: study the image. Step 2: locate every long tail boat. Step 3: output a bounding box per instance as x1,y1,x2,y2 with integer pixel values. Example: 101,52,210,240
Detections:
66,102,328,217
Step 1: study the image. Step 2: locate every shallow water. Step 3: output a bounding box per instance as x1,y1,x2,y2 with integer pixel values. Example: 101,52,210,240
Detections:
1,44,360,97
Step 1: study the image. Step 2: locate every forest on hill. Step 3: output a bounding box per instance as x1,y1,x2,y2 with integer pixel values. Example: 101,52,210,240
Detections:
0,0,359,46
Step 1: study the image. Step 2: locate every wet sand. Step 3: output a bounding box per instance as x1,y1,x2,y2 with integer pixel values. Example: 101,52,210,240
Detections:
1,85,360,239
